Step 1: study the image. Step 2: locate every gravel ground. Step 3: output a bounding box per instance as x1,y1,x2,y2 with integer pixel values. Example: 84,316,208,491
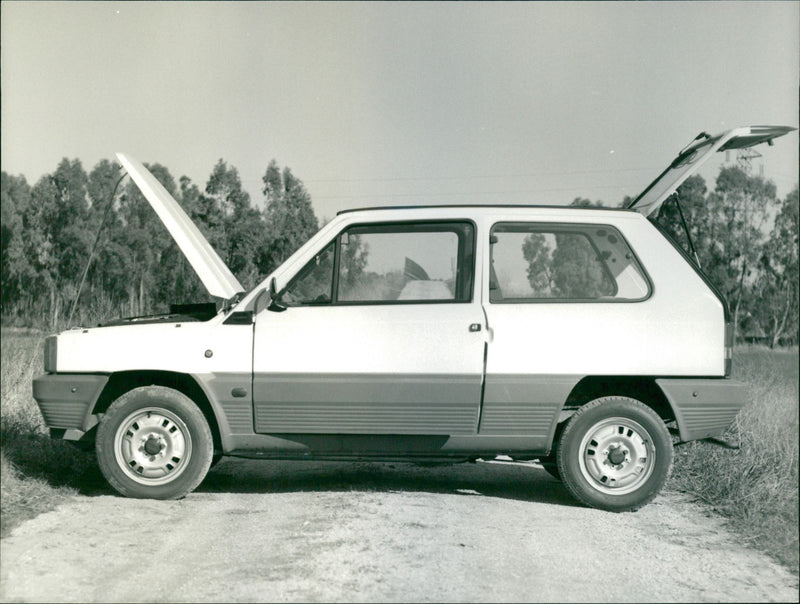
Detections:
1,459,797,602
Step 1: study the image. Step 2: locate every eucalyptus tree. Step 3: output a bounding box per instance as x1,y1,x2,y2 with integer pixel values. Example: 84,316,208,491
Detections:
0,173,32,318
259,160,318,275
704,166,776,340
117,162,178,316
205,160,263,290
752,186,799,346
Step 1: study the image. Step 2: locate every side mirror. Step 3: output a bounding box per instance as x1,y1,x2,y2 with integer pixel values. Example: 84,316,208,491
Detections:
268,277,286,312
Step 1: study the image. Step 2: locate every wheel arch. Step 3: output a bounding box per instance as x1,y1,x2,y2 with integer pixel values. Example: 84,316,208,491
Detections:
563,376,675,423
92,371,223,454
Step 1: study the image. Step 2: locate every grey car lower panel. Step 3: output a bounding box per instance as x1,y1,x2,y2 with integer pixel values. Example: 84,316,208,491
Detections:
253,373,482,434
199,373,254,434
224,433,547,459
656,378,749,442
480,375,580,440
32,373,109,430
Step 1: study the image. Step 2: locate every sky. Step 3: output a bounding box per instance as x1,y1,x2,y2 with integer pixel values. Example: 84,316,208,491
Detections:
2,1,798,221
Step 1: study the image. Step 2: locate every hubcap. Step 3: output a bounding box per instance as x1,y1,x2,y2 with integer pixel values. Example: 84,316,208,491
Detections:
114,407,192,485
143,436,164,456
578,417,655,495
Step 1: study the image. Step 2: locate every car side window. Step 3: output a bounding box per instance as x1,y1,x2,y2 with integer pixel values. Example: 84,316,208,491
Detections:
281,241,335,306
490,223,650,302
280,222,475,307
337,223,474,304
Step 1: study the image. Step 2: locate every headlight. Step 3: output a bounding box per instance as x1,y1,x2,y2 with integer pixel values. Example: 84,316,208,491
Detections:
44,336,57,372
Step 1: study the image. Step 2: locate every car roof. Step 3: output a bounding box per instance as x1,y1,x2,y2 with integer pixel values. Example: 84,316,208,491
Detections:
336,204,628,216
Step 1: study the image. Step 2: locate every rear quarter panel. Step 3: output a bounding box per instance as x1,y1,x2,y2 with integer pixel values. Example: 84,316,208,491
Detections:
481,210,724,377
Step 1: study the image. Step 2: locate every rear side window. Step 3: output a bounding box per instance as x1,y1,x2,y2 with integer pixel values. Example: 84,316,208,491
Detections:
489,223,650,302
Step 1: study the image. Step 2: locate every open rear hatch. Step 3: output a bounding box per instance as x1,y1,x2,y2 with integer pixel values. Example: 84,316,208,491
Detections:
628,125,795,377
627,125,796,217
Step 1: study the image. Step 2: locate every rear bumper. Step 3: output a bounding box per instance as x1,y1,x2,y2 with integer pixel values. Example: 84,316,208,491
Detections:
656,378,748,442
32,374,109,431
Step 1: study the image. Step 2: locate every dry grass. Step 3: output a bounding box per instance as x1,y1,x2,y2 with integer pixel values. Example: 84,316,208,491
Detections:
1,330,798,575
670,346,799,573
0,330,105,537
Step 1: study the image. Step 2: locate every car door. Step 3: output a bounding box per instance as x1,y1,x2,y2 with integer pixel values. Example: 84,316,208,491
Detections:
252,220,486,437
480,219,653,447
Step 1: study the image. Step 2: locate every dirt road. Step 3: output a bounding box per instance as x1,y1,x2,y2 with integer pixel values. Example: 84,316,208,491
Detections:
1,459,796,602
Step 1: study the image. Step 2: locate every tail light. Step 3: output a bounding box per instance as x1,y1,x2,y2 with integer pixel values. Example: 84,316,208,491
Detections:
44,336,57,372
724,321,733,377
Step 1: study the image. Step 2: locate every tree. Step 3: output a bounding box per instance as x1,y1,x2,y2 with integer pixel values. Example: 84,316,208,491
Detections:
551,233,613,298
157,175,212,304
569,197,604,208
521,198,610,298
22,159,92,328
1,155,323,326
522,233,553,294
70,159,128,323
205,160,263,290
751,186,799,347
188,174,227,262
704,167,775,341
118,162,178,315
0,173,32,317
338,234,369,291
652,174,708,258
651,168,779,342
259,160,318,275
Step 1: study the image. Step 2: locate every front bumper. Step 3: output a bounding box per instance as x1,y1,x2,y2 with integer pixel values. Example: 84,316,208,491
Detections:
32,374,109,432
656,378,748,442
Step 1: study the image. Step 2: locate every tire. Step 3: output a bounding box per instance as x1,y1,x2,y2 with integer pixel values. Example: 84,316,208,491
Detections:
96,386,213,499
556,396,673,512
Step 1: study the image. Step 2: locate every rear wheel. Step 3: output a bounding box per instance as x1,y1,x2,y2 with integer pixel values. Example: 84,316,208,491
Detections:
96,386,213,499
556,396,672,512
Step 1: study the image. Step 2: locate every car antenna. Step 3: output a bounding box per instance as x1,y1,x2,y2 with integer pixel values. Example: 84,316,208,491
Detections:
66,171,128,328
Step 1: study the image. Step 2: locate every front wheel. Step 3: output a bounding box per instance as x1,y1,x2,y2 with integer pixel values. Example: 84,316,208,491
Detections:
96,386,213,499
556,397,673,512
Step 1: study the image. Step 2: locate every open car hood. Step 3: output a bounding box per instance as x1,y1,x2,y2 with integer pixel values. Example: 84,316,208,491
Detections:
116,152,245,300
627,125,796,217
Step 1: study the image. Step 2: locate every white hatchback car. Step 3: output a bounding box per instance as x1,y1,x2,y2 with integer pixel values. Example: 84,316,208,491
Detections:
33,125,794,511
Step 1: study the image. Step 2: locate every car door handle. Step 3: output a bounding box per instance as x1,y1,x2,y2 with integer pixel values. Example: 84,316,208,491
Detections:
469,323,482,332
